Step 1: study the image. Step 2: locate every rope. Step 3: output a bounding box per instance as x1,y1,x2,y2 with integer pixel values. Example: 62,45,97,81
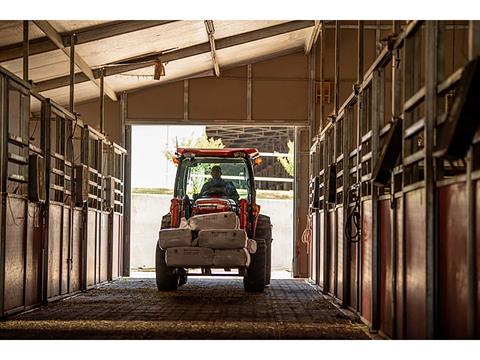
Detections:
301,214,313,254
345,185,361,243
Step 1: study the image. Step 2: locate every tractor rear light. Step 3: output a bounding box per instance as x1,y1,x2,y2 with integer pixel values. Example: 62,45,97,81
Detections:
254,157,263,166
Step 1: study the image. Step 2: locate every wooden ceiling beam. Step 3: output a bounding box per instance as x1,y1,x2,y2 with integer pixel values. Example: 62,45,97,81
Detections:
33,20,118,101
0,20,178,63
305,20,321,55
35,20,314,92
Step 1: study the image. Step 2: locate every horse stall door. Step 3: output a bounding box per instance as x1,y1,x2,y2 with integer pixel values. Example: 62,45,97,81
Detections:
318,210,325,289
111,213,120,280
25,203,42,308
61,206,70,295
336,207,344,301
349,226,358,310
100,212,109,283
311,211,318,284
438,183,469,339
47,204,62,300
476,180,480,339
394,197,405,339
404,189,427,339
361,200,373,325
70,209,83,292
86,210,96,288
379,199,394,338
3,196,27,314
328,210,336,294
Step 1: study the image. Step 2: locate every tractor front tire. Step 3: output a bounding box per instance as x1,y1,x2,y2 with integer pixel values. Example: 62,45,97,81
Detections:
155,243,179,291
243,240,266,292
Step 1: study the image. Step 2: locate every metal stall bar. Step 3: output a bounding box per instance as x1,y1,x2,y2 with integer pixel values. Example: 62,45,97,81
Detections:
342,101,351,307
23,21,29,82
390,20,402,339
123,125,132,277
466,19,480,339
100,68,105,134
69,34,75,113
0,72,6,316
425,21,438,340
401,21,427,339
334,21,340,116
370,62,382,333
355,20,364,315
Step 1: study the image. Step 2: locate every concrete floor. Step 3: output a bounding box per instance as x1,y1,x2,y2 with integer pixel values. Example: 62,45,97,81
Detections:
0,278,370,340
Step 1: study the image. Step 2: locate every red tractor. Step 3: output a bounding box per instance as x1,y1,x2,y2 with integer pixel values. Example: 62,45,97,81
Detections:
156,148,272,292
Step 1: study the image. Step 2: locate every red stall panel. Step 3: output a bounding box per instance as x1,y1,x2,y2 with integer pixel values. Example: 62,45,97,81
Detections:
328,210,336,294
336,207,344,301
346,205,359,310
379,199,393,338
47,204,62,299
404,189,426,339
438,183,469,339
394,197,405,339
25,203,42,308
476,180,480,339
361,200,373,324
4,196,26,313
349,239,358,310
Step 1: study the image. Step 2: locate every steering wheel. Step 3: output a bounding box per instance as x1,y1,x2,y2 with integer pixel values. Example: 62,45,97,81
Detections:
201,187,228,197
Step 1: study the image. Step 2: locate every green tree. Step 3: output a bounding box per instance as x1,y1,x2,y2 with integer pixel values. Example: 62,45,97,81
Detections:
277,140,294,176
164,134,225,161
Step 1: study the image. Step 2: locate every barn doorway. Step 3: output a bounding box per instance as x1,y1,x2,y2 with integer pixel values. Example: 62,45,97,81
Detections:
129,124,295,278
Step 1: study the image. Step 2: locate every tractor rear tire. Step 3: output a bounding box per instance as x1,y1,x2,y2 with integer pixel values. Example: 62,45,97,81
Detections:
243,240,266,292
159,213,188,287
255,214,272,286
155,243,179,291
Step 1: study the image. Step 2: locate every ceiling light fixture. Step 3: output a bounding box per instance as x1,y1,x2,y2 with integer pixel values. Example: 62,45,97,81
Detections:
154,60,165,80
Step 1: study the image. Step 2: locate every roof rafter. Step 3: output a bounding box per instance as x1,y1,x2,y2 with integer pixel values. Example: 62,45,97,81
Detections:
0,20,178,63
33,20,118,101
305,20,321,55
35,20,314,93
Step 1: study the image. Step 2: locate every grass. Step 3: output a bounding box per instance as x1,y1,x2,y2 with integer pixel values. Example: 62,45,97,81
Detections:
133,188,173,195
132,188,293,200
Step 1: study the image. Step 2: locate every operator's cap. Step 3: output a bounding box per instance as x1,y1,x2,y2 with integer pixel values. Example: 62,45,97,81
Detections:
211,165,222,172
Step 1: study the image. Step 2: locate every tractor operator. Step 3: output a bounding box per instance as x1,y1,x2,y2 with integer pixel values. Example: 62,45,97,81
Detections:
199,165,240,202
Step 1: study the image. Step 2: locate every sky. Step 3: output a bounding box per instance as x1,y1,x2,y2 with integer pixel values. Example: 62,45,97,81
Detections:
131,125,205,189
